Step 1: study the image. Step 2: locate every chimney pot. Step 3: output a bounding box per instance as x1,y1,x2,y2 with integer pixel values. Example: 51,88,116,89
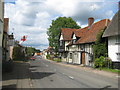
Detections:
88,17,94,28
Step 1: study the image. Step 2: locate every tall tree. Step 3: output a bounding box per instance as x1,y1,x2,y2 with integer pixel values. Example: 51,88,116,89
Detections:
47,17,80,51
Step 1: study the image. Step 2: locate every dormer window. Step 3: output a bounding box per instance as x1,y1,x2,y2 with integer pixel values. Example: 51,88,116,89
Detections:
72,33,76,44
60,33,63,40
72,39,76,44
60,40,63,46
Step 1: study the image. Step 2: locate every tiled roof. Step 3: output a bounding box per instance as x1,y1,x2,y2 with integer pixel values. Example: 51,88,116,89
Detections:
75,19,110,44
74,26,88,37
103,10,120,37
4,18,9,33
61,28,78,41
45,46,53,52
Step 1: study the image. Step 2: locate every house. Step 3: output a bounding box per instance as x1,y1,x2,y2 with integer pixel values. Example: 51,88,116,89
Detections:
8,33,15,60
59,17,110,66
42,47,55,59
103,10,120,69
42,49,48,59
59,28,78,62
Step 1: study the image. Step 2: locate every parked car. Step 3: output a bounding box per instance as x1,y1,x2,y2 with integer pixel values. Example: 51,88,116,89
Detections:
30,56,36,60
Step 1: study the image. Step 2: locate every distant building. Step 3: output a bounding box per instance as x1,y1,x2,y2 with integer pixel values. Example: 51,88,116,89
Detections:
103,10,120,69
42,47,55,59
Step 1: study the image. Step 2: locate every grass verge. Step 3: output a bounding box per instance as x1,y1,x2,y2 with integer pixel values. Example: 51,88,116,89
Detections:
97,68,120,74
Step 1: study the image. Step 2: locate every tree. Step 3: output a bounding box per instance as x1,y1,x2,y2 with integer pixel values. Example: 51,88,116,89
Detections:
47,17,80,52
26,47,41,56
93,30,107,59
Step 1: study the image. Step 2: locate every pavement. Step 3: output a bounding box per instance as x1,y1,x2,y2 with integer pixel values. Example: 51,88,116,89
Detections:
2,61,32,89
2,57,120,89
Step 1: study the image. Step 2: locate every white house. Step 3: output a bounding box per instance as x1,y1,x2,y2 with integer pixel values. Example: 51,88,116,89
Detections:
59,17,110,67
103,10,120,69
59,28,78,62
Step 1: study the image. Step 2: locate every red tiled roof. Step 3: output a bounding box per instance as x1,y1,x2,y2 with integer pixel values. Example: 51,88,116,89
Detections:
4,18,9,33
45,46,53,52
75,19,110,44
61,28,78,41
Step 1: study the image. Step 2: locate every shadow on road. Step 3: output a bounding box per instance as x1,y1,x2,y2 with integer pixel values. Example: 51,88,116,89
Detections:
30,72,54,79
3,61,55,81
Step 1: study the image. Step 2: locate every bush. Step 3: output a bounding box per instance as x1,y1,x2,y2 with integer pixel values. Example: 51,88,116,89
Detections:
94,56,105,69
46,54,50,59
53,58,62,62
94,56,112,69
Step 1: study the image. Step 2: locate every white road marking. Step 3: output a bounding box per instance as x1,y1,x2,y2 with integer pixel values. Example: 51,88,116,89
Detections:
116,76,120,78
29,68,36,70
46,65,48,67
68,76,74,80
54,69,57,72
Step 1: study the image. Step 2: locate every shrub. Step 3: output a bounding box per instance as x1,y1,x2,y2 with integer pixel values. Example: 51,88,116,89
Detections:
46,54,50,59
94,56,105,69
94,56,113,69
53,58,62,62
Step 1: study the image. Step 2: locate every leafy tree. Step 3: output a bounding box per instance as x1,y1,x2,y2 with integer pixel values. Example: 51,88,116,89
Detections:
47,17,80,51
93,30,107,59
26,47,41,56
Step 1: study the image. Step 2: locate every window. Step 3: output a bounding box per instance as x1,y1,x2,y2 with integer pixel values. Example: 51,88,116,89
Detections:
116,53,120,61
70,53,72,59
116,36,120,44
60,41,62,46
72,39,76,44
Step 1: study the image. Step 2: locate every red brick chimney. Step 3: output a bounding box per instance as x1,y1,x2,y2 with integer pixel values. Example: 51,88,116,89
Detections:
88,17,94,28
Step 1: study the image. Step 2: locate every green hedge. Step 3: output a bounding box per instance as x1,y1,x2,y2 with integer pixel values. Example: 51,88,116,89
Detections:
12,46,25,61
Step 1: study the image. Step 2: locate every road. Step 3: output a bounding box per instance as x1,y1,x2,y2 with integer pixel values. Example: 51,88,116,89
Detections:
28,56,118,88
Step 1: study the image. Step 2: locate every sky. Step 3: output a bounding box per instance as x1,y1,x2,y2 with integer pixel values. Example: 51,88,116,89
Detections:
4,0,119,50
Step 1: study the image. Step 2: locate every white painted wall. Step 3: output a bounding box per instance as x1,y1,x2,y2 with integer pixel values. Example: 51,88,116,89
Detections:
60,34,63,40
72,52,81,64
84,44,93,66
65,41,70,51
108,36,120,62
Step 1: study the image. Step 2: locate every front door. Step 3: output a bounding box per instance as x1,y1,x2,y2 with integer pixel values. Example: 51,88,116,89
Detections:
81,52,85,64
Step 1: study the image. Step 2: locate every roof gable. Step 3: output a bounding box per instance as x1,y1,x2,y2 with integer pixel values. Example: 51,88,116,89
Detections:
60,34,63,40
103,10,120,37
60,28,78,41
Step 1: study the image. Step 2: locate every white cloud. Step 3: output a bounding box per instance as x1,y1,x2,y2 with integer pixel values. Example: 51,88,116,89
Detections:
5,0,119,50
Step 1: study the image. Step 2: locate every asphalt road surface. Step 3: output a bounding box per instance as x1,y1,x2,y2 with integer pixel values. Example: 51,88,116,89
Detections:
28,56,119,89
